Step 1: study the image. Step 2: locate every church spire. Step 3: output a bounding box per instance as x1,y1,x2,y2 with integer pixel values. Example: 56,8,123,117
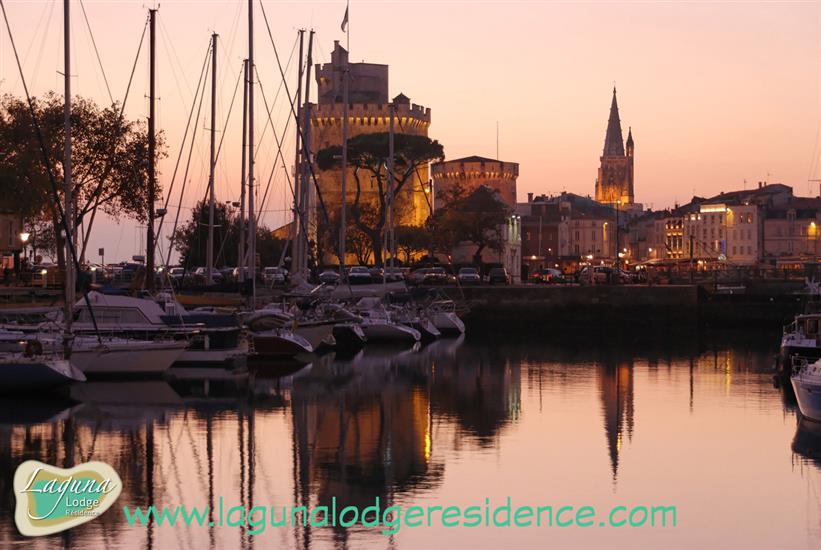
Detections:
603,87,625,157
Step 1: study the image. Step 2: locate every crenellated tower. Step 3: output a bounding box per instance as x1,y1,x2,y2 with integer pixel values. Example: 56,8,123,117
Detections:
308,42,432,232
595,88,634,207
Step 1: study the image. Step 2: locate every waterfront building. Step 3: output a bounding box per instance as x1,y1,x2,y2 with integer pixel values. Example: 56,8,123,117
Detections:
595,88,636,209
431,156,519,210
448,185,522,282
0,206,24,270
309,42,433,234
520,192,623,273
762,196,821,266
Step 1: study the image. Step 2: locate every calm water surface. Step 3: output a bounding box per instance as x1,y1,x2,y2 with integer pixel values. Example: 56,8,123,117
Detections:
1,327,818,549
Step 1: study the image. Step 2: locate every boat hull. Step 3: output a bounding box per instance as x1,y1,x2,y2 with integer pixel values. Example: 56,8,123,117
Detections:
252,331,313,357
362,322,421,343
0,357,85,392
431,311,466,335
71,340,187,375
792,375,821,422
332,324,367,353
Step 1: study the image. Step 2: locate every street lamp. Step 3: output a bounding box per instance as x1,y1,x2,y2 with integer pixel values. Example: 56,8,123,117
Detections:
20,232,30,244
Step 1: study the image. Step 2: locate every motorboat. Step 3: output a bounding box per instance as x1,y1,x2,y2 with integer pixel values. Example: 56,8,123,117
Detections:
777,313,821,379
791,357,821,421
354,297,421,344
332,323,367,353
427,300,466,335
65,291,245,367
250,329,313,358
245,306,335,351
0,352,85,392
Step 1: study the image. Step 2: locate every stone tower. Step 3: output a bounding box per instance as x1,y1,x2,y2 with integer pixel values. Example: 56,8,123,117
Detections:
309,42,432,230
595,88,634,207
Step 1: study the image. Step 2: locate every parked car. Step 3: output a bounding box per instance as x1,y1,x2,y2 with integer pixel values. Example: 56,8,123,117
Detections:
457,267,481,285
262,266,288,286
408,268,430,286
219,267,236,282
232,266,252,281
319,269,341,285
168,266,186,282
579,266,632,285
428,267,448,284
383,267,404,282
487,267,511,285
348,266,372,284
531,267,567,284
194,267,224,284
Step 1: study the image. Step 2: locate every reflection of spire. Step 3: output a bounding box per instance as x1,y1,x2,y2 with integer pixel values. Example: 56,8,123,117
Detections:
598,361,635,483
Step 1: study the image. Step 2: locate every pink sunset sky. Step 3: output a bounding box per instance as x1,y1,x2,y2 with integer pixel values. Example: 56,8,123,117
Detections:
1,0,819,263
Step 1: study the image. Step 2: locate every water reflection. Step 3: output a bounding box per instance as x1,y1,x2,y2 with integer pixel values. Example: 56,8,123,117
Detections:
1,327,819,548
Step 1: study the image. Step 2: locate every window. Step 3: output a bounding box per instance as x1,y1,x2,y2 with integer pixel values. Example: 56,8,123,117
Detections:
732,246,737,255
591,230,596,241
747,246,752,255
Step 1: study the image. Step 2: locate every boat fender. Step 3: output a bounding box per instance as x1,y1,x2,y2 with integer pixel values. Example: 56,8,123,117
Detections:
24,340,43,357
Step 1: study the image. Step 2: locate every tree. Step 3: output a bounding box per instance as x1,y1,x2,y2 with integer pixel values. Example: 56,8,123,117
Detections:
431,184,511,265
0,93,163,271
171,200,285,268
319,210,375,266
316,133,444,266
394,224,431,264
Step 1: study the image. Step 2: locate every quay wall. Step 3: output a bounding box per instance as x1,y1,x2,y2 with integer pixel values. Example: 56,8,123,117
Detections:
444,285,802,328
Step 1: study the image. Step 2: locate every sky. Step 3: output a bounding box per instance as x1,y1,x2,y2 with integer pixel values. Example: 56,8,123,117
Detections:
1,0,820,263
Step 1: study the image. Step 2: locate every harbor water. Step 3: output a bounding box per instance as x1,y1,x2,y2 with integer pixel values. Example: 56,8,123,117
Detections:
1,326,818,549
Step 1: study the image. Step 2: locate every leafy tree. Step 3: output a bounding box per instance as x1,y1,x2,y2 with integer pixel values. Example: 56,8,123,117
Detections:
394,224,430,264
319,210,375,266
0,93,163,271
316,133,444,266
171,200,285,268
431,184,510,266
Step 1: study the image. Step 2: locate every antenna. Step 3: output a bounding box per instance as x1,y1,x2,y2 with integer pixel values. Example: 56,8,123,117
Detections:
496,121,499,159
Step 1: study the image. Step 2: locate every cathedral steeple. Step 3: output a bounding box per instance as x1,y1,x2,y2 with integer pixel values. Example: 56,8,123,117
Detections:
595,87,635,207
603,87,625,157
626,126,634,157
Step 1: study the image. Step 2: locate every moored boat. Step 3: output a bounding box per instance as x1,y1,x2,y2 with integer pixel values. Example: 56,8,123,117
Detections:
791,357,821,421
251,330,313,358
0,353,85,392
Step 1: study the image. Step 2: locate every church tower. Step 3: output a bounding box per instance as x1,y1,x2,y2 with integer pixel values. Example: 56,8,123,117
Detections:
595,88,634,206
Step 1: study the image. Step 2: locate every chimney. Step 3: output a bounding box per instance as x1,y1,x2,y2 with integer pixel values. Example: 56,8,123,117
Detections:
528,192,534,203
758,181,763,189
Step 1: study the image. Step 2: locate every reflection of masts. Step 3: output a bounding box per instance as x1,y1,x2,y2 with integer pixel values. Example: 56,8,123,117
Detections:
206,413,215,548
146,419,155,550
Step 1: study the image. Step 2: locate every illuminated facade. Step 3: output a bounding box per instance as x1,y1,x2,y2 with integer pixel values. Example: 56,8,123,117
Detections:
595,88,635,208
309,42,432,232
431,156,519,210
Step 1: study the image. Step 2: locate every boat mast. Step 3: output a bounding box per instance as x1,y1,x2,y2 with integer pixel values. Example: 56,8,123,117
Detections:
389,100,395,272
63,0,73,340
206,32,218,285
247,0,256,305
239,58,248,274
146,8,157,291
300,30,313,279
291,30,304,273
339,24,349,277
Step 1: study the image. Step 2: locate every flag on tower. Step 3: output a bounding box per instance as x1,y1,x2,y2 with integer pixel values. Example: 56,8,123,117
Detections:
341,3,349,32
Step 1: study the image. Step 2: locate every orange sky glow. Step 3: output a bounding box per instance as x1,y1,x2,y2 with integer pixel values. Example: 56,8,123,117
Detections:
1,0,819,262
